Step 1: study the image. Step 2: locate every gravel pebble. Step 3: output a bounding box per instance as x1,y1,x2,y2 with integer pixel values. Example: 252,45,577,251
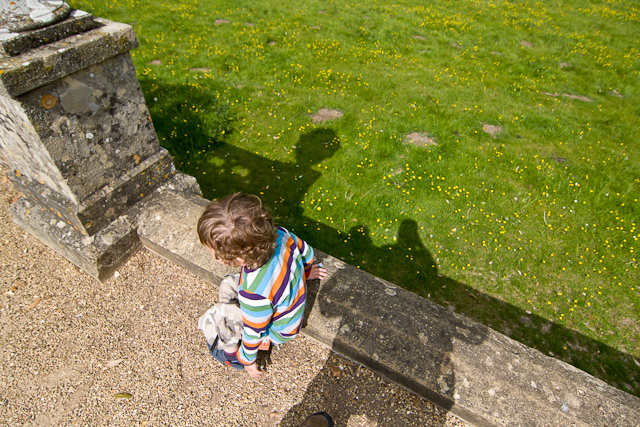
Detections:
0,165,469,427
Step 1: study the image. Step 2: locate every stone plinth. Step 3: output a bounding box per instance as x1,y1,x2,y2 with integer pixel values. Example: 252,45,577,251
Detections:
0,2,199,280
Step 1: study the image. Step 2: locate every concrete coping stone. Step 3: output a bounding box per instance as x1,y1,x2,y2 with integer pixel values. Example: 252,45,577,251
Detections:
135,189,640,427
0,17,137,97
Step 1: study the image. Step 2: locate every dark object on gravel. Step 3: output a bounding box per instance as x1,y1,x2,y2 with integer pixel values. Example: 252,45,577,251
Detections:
300,412,334,427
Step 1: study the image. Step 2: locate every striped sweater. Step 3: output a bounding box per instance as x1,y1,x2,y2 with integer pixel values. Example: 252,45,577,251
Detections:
236,227,314,366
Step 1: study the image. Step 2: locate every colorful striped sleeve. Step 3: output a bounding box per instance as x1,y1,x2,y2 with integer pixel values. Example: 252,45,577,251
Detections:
237,290,273,366
288,229,314,267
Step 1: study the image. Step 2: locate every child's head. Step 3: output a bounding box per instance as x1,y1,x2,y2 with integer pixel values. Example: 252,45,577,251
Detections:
197,192,276,269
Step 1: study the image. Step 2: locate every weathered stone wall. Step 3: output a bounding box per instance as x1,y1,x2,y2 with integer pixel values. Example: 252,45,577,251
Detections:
10,51,173,234
16,53,161,202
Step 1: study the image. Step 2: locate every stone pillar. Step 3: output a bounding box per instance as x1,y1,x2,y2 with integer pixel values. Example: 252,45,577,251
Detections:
0,1,200,281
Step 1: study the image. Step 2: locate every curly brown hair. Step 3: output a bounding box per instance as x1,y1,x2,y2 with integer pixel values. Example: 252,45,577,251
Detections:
197,193,276,269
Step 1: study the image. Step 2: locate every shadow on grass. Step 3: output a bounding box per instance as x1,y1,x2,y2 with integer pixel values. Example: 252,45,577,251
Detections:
141,79,640,398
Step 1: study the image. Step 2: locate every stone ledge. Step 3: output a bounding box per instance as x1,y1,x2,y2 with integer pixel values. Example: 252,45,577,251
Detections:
77,148,176,235
136,189,640,427
1,10,96,57
8,148,176,237
0,17,137,97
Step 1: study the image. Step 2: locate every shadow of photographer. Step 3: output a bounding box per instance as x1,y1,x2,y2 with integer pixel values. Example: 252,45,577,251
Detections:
141,79,640,403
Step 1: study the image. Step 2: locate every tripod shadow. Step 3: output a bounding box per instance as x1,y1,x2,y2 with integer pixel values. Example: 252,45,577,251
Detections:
141,80,640,403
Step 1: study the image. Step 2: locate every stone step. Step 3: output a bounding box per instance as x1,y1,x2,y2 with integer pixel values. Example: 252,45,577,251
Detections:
0,17,137,97
9,172,200,282
1,10,96,57
136,188,640,427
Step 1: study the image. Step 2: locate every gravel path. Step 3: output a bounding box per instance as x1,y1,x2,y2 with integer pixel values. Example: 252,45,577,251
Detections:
0,165,468,427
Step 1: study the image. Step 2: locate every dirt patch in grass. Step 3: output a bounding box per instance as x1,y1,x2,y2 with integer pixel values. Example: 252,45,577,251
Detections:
552,156,567,164
542,92,593,102
483,124,503,138
563,93,593,102
312,108,343,123
404,132,437,147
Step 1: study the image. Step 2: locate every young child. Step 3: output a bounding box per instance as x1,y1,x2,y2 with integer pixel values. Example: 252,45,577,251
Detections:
197,192,327,377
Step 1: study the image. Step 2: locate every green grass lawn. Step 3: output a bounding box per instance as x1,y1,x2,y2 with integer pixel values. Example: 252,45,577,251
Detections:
70,0,639,394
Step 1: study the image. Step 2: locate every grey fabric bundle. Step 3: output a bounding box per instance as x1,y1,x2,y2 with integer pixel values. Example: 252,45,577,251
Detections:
197,274,243,353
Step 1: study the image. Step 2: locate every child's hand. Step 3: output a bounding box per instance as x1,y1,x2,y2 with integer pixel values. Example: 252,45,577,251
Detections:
307,263,327,281
245,363,263,378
